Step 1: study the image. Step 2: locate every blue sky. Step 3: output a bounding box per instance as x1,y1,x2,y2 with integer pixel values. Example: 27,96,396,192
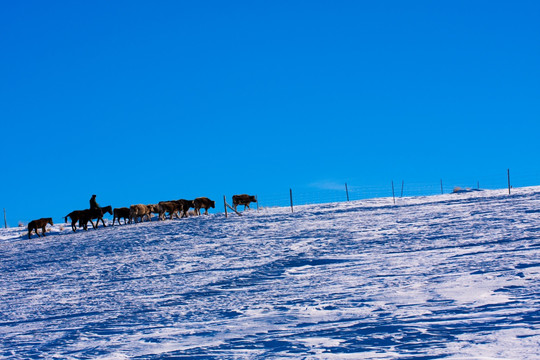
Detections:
1,1,539,224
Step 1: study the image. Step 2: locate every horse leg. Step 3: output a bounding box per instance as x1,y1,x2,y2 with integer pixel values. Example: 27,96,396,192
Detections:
42,226,46,236
100,217,106,227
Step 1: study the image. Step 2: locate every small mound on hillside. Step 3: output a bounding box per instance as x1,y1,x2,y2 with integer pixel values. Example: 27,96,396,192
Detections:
453,186,483,194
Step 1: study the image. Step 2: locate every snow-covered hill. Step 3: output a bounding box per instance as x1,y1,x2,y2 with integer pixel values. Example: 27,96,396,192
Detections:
1,187,539,359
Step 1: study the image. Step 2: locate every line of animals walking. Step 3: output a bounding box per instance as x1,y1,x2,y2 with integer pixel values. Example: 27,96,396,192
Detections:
27,194,258,239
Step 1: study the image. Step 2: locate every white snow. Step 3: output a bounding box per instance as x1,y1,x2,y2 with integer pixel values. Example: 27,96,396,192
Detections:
1,186,539,358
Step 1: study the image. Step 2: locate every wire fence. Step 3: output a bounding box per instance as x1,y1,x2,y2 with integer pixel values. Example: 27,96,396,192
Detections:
251,168,540,211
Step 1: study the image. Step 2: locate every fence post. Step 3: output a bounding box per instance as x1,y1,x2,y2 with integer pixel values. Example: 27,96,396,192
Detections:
256,195,259,211
290,188,294,213
400,180,404,198
345,183,349,201
507,169,511,195
392,181,395,205
3,208,7,229
223,196,228,218
477,181,480,189
440,179,443,194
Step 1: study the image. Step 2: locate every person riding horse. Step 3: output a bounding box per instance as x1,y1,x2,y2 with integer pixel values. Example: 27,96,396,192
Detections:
90,194,103,220
83,194,108,229
90,194,101,211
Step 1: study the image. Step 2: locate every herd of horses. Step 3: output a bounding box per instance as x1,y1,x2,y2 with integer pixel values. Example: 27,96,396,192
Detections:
27,194,258,239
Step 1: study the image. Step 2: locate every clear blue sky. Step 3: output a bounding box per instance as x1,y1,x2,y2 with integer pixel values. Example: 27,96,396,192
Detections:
1,1,539,224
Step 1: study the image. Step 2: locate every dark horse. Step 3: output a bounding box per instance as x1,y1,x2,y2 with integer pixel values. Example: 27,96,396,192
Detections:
112,207,131,225
65,206,112,232
79,205,113,230
28,218,53,239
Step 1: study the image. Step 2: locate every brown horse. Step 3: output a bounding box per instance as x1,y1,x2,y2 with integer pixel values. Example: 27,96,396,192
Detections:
157,201,182,220
28,218,53,239
129,204,151,223
193,197,215,215
232,194,257,211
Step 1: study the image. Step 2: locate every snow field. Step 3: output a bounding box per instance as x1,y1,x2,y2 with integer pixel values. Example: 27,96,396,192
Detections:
0,187,539,358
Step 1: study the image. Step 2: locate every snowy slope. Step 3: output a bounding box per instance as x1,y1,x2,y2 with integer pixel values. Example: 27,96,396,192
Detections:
1,187,539,359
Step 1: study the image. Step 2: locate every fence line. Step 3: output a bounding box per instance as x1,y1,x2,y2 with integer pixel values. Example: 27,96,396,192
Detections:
252,169,540,212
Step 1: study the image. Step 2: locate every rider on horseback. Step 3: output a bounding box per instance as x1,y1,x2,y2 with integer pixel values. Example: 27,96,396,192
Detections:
90,194,101,211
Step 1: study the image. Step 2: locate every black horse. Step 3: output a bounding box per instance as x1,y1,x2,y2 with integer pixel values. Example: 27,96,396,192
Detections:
79,205,113,230
65,206,112,232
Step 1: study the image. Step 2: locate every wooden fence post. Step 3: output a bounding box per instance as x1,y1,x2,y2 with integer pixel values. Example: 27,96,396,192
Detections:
290,188,294,213
256,195,259,211
345,183,349,202
223,197,242,216
507,169,511,195
3,208,7,229
392,181,395,205
440,179,443,194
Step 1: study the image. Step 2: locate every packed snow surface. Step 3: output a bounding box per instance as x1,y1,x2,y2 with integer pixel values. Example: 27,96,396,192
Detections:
1,187,539,359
